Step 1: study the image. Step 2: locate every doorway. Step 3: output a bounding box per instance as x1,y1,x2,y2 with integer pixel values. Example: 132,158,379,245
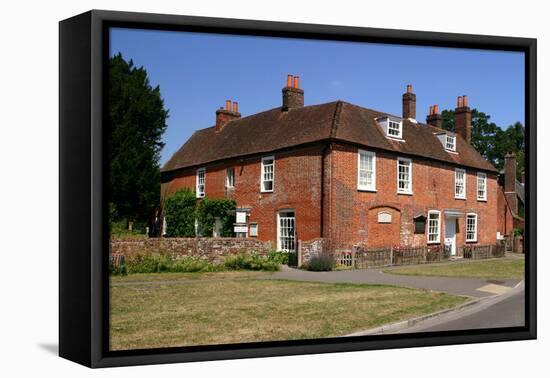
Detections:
277,210,296,252
444,217,457,256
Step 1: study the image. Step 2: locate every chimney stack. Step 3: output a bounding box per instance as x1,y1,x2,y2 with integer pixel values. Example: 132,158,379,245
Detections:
454,95,471,144
426,104,443,128
402,84,416,120
282,74,304,110
215,99,241,132
504,152,518,214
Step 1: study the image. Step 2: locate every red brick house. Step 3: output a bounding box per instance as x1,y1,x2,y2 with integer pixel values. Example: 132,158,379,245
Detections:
161,75,499,256
497,152,525,251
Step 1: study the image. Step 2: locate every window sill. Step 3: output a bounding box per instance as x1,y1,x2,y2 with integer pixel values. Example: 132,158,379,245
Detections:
465,240,478,243
427,241,440,245
455,196,466,200
397,191,413,196
260,190,274,193
477,198,487,202
358,188,377,192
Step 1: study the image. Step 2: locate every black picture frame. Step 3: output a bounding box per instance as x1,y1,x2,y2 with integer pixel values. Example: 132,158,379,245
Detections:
59,9,537,368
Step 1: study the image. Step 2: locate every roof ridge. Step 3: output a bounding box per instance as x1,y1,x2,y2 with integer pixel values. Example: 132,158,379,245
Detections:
330,101,343,138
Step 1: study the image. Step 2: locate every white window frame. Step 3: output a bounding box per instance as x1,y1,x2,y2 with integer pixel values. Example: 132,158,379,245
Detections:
226,167,235,188
397,157,412,194
477,172,487,201
466,213,478,242
387,119,403,139
427,210,441,244
260,156,274,193
357,149,376,191
445,135,456,151
196,167,205,198
455,168,466,199
249,223,258,237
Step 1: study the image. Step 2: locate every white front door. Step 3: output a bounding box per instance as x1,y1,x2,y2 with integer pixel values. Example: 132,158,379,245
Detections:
277,210,296,252
444,217,457,256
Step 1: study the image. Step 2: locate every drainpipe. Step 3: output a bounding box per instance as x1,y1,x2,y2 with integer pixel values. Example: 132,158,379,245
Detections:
320,143,330,237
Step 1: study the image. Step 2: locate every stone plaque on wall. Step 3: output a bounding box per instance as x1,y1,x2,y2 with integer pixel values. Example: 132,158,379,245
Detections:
378,211,392,223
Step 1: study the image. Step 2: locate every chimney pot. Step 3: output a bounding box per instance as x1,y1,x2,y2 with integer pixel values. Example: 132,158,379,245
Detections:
457,96,463,108
426,103,443,128
286,74,293,87
407,84,412,93
463,95,469,107
282,74,304,110
216,100,241,132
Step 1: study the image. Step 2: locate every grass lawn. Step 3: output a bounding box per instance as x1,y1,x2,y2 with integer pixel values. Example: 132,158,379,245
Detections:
110,271,467,350
383,258,525,280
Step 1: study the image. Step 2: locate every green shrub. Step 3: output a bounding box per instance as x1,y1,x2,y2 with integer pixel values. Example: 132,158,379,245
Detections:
307,254,334,271
224,252,279,271
164,189,197,237
110,219,148,238
267,250,289,265
109,263,128,276
109,251,282,276
196,198,236,237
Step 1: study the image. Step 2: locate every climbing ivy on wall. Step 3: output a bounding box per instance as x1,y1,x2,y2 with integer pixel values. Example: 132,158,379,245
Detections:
196,198,236,237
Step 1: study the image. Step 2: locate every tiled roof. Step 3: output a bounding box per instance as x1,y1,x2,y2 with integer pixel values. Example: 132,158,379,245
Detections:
162,100,497,173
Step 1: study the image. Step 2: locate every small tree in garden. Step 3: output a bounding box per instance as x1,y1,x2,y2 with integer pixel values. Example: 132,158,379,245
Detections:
196,198,236,237
164,189,196,237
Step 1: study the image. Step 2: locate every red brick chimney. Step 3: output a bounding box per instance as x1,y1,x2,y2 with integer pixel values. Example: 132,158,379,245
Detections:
402,84,416,119
504,151,518,214
215,99,241,132
426,104,443,128
454,95,472,143
282,74,304,110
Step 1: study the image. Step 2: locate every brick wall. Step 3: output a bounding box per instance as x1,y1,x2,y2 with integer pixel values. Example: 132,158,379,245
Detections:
297,237,331,267
165,144,325,247
163,141,498,254
110,237,273,263
328,143,498,251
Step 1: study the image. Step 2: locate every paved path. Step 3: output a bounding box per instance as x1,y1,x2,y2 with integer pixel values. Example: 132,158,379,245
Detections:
395,282,525,333
268,265,521,298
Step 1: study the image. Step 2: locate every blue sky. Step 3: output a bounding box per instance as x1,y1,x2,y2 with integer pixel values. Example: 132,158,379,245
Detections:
110,28,525,165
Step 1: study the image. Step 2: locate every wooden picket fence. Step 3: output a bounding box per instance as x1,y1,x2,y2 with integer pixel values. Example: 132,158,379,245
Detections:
335,244,503,270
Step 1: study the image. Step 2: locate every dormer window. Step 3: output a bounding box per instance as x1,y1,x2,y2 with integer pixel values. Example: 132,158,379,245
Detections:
376,116,403,140
436,132,457,152
445,135,456,151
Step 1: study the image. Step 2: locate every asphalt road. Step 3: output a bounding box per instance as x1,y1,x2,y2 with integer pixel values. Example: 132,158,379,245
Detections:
398,286,525,333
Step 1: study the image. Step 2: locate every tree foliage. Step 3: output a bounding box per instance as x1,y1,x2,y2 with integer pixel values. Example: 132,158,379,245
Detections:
196,198,237,237
109,53,169,225
441,108,524,177
164,189,197,237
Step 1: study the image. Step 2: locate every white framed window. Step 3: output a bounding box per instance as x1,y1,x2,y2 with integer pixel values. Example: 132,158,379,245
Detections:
397,157,412,194
427,210,441,244
226,167,235,188
249,223,258,237
261,156,274,192
455,168,466,199
196,168,205,198
357,149,376,191
477,172,487,201
445,135,456,151
388,120,402,139
466,213,478,242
